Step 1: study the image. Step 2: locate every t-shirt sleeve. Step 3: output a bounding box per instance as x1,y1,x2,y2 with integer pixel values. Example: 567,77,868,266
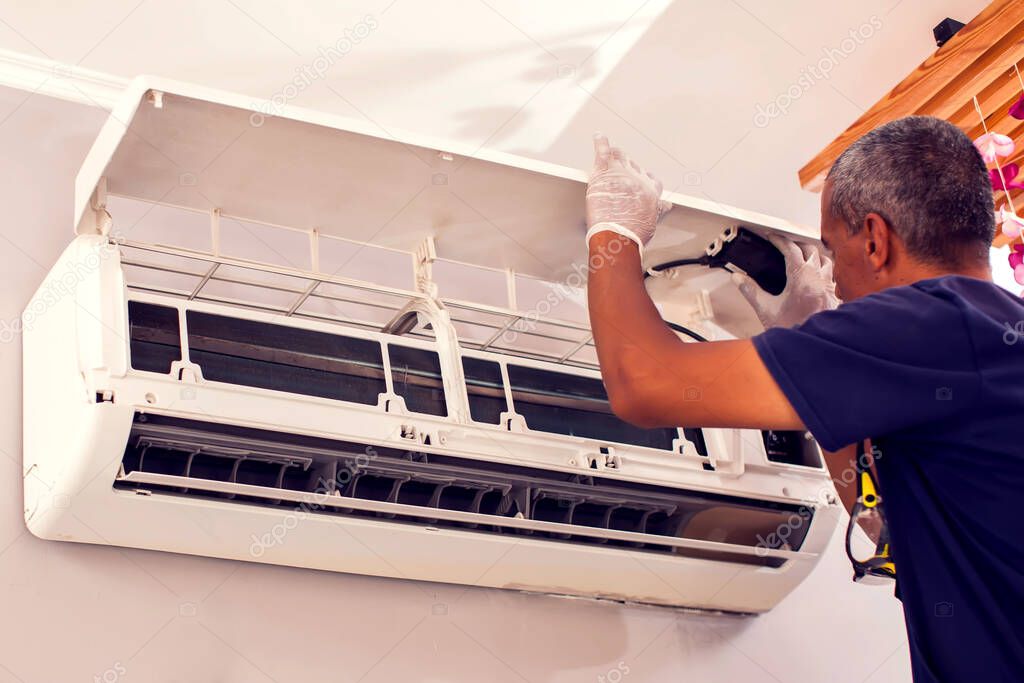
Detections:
751,286,981,452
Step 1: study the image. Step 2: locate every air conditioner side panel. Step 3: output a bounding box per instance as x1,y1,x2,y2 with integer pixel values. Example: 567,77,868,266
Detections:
23,236,132,539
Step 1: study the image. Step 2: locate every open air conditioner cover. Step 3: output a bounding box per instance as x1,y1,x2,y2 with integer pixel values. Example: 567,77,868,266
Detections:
75,77,814,278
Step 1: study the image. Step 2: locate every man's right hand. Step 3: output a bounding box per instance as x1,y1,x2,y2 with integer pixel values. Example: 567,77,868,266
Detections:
585,134,671,252
733,234,839,329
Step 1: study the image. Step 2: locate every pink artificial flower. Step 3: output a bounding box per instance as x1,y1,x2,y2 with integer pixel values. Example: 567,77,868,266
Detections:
991,163,1024,192
998,206,1024,238
1010,94,1024,121
974,132,1016,162
1008,243,1024,270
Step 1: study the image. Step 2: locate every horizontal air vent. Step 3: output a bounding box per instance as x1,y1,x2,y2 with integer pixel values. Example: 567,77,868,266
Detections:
504,364,678,450
128,301,182,374
115,414,811,567
127,302,693,453
187,310,388,405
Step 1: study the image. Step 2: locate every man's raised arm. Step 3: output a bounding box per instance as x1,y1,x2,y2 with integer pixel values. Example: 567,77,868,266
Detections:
583,134,805,432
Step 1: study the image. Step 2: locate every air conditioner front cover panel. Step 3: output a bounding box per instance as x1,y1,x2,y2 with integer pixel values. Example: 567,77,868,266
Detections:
74,76,816,285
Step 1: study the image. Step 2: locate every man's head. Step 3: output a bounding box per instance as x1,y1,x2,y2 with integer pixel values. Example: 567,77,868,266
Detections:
821,115,994,300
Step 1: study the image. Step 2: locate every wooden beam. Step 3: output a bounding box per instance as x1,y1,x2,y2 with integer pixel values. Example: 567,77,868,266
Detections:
946,65,1020,131
798,0,1024,192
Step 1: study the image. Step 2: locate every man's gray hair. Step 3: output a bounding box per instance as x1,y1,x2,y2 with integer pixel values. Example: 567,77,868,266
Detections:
827,115,995,266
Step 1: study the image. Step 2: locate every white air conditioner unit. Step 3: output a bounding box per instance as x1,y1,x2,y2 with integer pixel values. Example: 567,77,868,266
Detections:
23,77,840,614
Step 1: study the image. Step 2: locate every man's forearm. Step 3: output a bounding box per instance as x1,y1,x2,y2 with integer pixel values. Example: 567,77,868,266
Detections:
586,232,685,418
585,232,806,431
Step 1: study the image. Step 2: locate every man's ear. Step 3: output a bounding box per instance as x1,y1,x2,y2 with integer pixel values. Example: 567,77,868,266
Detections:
861,212,891,271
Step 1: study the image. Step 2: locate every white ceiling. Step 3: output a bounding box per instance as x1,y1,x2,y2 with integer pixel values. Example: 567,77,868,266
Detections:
0,0,992,230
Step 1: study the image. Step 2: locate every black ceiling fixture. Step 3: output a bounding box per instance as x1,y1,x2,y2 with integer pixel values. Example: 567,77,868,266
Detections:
933,17,966,48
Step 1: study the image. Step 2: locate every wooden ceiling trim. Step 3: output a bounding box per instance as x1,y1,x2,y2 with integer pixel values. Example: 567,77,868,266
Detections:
798,0,1024,191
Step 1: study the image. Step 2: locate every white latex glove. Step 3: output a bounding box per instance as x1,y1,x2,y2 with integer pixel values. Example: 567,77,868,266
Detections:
732,235,839,329
585,133,672,252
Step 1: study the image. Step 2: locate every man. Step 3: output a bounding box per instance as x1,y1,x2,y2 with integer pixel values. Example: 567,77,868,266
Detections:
584,116,1023,682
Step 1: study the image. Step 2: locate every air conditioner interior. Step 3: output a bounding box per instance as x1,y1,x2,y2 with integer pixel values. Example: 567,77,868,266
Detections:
126,297,710,459
115,413,809,568
126,277,822,471
101,103,827,571
117,246,824,573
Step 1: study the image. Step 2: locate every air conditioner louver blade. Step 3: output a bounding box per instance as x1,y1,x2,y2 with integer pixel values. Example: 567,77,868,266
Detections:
114,414,810,568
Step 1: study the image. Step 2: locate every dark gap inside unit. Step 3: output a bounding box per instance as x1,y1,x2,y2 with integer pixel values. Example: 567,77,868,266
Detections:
683,428,708,456
439,485,484,512
396,480,440,507
506,365,677,450
388,344,447,417
644,511,677,537
462,357,506,424
478,489,509,517
281,465,315,492
188,453,236,484
532,494,575,525
351,474,397,502
186,310,386,405
762,430,822,468
235,459,285,487
609,506,646,533
573,502,615,529
137,446,188,476
115,413,804,567
128,301,182,374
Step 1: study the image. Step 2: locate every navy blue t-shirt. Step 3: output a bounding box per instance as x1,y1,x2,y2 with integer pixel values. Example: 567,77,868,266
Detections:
753,275,1024,683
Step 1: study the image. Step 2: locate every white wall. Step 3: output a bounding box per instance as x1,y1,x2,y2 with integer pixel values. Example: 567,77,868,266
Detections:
0,1,993,680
